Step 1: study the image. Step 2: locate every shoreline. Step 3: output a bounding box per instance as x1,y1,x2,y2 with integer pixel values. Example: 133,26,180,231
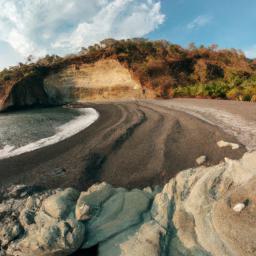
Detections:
0,100,248,190
152,98,256,151
0,107,99,160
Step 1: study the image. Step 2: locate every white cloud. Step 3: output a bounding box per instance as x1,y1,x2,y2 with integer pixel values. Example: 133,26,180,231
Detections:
0,0,165,59
187,15,213,30
0,40,22,69
244,45,256,59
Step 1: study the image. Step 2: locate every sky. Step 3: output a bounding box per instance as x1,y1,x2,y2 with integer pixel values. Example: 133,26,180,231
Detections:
0,0,255,69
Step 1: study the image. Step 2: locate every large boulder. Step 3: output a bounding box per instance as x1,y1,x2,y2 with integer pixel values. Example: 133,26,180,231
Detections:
119,221,165,256
80,184,153,248
42,188,79,219
98,151,256,256
1,187,85,256
75,182,114,221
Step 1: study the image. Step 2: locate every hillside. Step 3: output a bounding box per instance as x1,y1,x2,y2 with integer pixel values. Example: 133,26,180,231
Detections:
1,38,256,111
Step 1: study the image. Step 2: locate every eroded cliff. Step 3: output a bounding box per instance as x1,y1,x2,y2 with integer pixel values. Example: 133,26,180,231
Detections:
0,75,50,111
44,59,145,103
0,59,148,111
1,39,256,111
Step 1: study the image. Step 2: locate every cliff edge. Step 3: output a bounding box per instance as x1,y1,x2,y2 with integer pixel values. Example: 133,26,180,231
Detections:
44,59,145,103
1,38,256,111
0,59,149,111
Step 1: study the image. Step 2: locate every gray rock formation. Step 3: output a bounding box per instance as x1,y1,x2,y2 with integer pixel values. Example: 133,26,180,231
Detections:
0,151,256,255
0,187,85,256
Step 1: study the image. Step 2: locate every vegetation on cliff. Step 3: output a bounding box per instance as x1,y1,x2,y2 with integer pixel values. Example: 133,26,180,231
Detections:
1,38,256,103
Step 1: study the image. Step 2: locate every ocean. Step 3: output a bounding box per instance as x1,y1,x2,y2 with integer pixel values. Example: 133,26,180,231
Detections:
0,107,99,159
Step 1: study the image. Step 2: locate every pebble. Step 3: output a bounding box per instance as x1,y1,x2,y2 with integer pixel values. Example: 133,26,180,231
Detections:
233,203,245,212
217,140,240,150
196,155,207,165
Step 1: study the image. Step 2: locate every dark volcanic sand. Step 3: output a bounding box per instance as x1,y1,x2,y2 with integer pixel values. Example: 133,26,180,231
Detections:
0,100,246,190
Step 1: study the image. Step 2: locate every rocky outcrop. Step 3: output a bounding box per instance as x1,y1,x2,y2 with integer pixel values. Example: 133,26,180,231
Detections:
1,151,256,255
0,75,50,112
0,183,152,256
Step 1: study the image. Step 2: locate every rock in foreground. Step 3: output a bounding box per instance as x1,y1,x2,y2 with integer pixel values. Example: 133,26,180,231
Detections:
1,151,256,256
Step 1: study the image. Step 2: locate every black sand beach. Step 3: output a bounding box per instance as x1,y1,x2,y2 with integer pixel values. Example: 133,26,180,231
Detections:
0,100,247,190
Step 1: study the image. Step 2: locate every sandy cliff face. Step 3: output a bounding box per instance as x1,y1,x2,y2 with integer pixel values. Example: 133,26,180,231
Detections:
0,59,148,111
44,59,145,103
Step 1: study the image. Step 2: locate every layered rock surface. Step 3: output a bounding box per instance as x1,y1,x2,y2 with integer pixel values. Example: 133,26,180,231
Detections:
0,59,146,111
44,59,145,103
1,151,256,256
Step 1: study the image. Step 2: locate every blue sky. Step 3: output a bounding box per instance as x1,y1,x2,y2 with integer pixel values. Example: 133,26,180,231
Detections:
0,0,255,69
148,0,256,53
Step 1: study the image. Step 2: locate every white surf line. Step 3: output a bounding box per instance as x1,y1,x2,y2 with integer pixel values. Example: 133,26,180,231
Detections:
0,108,99,160
153,101,256,151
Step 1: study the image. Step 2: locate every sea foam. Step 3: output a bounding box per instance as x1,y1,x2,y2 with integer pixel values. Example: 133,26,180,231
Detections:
0,108,99,160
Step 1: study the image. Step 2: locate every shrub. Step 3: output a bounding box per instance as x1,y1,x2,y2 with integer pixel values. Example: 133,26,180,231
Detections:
3,74,11,81
204,81,229,98
174,81,230,99
226,87,242,100
243,94,251,101
251,95,256,102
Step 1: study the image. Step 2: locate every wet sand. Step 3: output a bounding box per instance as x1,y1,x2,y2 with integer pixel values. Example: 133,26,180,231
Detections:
0,100,247,190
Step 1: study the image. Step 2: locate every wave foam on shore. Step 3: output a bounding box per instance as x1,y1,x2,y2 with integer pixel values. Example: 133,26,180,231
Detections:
0,108,99,160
